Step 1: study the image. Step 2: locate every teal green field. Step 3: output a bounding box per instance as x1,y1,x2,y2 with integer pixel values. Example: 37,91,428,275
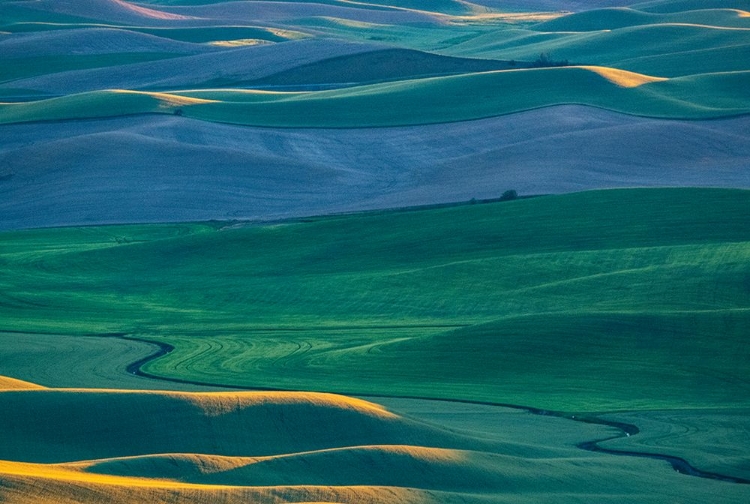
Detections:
2,188,750,501
1,0,750,502
3,188,749,412
3,66,749,127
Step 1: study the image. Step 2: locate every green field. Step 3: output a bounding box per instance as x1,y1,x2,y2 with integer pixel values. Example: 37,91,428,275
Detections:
601,409,750,481
0,53,186,84
2,188,750,498
2,189,748,412
3,385,747,503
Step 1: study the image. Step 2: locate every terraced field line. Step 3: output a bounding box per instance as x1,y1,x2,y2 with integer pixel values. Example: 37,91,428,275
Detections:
117,333,750,485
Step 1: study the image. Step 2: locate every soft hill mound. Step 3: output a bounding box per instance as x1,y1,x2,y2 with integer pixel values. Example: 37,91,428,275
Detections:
0,4,94,25
248,48,517,87
0,28,210,85
0,461,429,504
534,7,750,31
138,0,474,15
0,27,209,58
344,0,476,15
77,447,504,489
633,0,750,14
449,22,750,77
23,0,195,24
134,0,438,25
0,390,488,463
535,7,658,31
1,387,749,503
2,107,748,230
0,39,379,95
3,67,748,126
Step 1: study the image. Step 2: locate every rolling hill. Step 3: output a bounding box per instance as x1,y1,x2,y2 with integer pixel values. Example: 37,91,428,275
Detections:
3,106,748,231
2,1,750,502
2,188,748,412
1,0,748,230
0,380,748,503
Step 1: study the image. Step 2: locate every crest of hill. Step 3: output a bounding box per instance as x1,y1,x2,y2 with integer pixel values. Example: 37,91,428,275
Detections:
6,66,748,127
534,7,750,31
632,0,750,14
475,0,634,11
0,39,381,94
0,4,96,25
336,0,477,15
2,386,747,502
250,48,518,87
0,471,428,504
0,27,212,59
447,22,750,77
137,0,439,24
535,7,658,31
137,0,475,15
0,389,496,464
14,0,197,25
72,447,509,489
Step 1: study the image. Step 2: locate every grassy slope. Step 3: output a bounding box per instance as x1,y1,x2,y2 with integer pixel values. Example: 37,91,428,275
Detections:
1,22,303,44
0,389,461,463
0,331,224,391
447,21,750,77
0,5,94,25
535,8,750,31
2,3,748,126
1,189,749,413
601,409,750,480
137,0,472,13
0,53,184,84
0,387,439,504
287,15,487,50
247,48,519,86
1,67,748,126
0,385,747,503
633,0,750,13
